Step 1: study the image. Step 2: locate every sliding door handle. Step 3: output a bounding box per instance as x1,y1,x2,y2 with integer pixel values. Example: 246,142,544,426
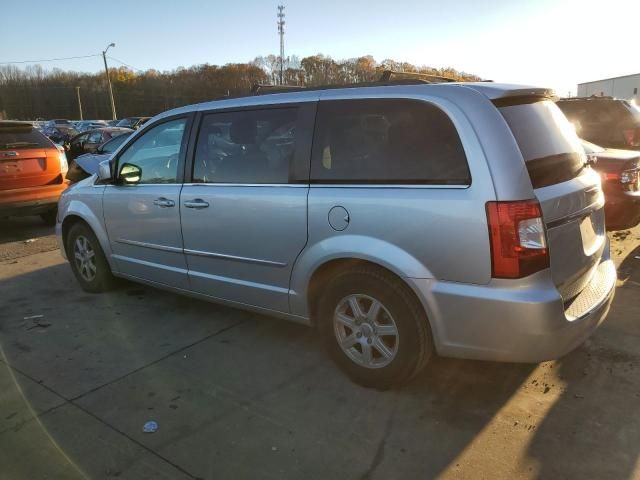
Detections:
184,199,210,209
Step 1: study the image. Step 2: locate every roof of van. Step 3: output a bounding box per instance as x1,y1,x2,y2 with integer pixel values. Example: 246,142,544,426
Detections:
154,82,555,120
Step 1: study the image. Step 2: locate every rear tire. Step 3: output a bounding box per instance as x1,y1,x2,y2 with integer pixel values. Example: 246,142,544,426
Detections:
66,223,115,293
40,208,57,226
317,266,433,389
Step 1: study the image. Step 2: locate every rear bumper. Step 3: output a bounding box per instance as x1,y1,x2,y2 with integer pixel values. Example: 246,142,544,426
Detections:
0,183,67,217
410,256,616,363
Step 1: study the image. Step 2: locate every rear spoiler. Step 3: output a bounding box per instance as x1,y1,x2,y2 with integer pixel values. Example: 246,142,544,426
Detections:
492,88,557,107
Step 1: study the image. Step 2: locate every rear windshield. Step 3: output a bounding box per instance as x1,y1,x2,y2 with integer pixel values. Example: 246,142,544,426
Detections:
0,126,53,149
499,100,586,188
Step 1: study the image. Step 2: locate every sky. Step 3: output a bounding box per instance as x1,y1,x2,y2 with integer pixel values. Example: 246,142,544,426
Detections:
1,0,637,96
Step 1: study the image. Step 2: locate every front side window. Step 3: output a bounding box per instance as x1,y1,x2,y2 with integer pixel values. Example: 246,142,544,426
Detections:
310,99,470,184
193,108,297,184
116,118,187,184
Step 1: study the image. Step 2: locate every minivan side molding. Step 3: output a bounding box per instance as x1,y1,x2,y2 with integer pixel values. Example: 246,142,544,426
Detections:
183,248,288,267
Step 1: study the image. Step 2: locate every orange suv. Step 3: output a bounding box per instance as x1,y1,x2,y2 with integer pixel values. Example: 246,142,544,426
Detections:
0,121,69,225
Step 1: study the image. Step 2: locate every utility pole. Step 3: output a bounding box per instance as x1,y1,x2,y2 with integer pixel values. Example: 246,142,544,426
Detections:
277,5,285,85
102,43,117,120
75,86,83,120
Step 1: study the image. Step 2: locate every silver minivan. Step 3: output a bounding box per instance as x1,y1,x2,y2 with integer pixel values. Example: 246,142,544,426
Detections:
56,82,616,388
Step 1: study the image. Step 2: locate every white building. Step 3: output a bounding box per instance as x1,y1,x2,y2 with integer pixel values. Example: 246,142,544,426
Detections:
577,73,640,103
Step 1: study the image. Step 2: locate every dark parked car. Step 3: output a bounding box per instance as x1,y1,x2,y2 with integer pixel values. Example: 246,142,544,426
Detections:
66,130,133,183
557,96,640,150
43,125,79,145
66,127,133,161
106,120,120,127
116,116,151,130
581,139,640,229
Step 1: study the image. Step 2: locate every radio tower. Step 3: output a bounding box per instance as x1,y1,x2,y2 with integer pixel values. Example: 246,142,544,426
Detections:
277,5,285,85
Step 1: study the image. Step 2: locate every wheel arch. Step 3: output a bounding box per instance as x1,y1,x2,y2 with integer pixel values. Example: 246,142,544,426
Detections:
60,200,115,270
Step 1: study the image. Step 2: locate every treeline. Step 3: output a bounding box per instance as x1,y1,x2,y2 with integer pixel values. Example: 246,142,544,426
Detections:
0,54,480,120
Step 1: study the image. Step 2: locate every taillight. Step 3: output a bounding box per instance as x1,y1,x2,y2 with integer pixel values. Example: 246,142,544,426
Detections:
600,171,620,182
486,200,549,279
56,145,68,175
623,128,640,147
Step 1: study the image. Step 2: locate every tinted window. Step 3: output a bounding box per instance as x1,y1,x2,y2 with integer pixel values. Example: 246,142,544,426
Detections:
193,108,297,183
70,133,89,148
0,126,53,149
310,99,469,184
117,118,187,184
87,131,103,143
500,100,586,188
101,133,129,153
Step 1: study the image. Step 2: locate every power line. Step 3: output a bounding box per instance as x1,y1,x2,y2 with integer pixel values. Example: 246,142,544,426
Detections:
0,54,100,65
107,56,143,72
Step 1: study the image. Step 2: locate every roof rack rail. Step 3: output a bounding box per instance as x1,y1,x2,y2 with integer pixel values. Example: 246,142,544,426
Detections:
251,84,306,95
379,69,456,83
250,77,446,96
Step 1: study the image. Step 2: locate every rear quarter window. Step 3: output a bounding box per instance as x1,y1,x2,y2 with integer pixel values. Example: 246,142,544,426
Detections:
499,100,586,188
310,99,470,185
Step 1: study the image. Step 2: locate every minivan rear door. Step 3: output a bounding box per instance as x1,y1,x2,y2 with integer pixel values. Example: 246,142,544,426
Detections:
498,99,606,300
180,103,315,313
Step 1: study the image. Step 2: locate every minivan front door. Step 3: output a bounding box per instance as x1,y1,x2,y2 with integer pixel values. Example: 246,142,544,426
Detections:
180,105,314,312
103,116,191,289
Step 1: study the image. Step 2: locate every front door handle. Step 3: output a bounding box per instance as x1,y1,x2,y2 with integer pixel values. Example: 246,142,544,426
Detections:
184,199,210,209
153,197,175,208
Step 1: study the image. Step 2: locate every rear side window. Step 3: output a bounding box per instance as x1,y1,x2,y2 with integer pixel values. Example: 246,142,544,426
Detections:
193,108,298,184
0,126,53,149
499,100,586,188
310,99,470,184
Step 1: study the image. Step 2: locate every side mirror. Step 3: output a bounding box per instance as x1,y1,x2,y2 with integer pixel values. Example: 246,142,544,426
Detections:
119,163,142,184
97,159,112,182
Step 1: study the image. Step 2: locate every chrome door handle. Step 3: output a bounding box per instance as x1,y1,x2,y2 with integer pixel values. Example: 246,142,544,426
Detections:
153,197,175,208
184,199,209,209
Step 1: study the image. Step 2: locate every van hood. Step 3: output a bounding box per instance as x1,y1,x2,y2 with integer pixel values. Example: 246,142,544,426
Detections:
75,152,111,175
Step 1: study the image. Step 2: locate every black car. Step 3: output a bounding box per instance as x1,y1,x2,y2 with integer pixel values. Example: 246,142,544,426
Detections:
581,139,640,229
557,96,640,150
43,125,79,145
116,116,151,130
66,131,133,183
66,127,133,161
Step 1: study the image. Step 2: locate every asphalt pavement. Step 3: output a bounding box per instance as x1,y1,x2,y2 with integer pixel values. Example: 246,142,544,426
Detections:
1,216,639,479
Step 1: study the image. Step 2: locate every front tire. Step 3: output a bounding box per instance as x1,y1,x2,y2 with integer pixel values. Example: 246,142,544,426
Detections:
318,266,433,389
66,223,115,293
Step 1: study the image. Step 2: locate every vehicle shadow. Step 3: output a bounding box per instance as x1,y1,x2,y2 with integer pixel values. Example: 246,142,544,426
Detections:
3,247,639,478
526,243,640,479
0,216,55,244
0,261,537,479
